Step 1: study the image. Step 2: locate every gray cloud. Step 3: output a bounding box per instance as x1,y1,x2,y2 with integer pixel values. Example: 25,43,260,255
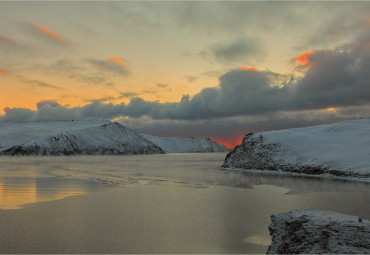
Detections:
203,37,264,63
26,79,62,89
2,107,34,122
1,101,127,122
0,34,18,46
33,58,130,87
120,92,138,98
85,58,129,77
156,83,168,88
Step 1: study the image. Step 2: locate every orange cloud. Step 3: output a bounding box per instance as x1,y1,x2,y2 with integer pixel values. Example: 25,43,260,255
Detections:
326,107,337,112
30,20,68,43
108,56,128,67
241,66,259,71
296,51,314,66
0,69,9,76
0,34,17,45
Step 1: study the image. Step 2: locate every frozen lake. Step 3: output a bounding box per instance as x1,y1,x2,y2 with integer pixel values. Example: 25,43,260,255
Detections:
0,153,369,253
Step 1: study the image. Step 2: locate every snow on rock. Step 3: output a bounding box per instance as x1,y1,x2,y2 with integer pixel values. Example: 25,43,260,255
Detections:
0,122,165,156
141,134,229,153
222,118,370,181
267,210,370,254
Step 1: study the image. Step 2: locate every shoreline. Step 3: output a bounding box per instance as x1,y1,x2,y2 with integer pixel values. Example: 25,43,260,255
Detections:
221,167,370,184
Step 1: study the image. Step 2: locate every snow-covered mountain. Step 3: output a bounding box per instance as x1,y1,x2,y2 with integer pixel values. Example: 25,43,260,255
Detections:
222,118,370,181
268,210,370,254
141,134,229,153
0,122,165,156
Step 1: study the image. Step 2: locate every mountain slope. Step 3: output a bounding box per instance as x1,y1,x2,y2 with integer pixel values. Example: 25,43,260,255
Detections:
222,118,370,181
0,122,165,156
141,134,229,153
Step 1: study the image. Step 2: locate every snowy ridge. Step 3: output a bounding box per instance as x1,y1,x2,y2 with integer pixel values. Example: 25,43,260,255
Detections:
141,134,229,153
0,122,165,156
222,118,370,181
267,210,370,254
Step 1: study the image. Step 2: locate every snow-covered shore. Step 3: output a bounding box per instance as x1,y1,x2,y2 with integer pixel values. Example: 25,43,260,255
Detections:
141,134,229,153
267,210,370,254
222,118,370,182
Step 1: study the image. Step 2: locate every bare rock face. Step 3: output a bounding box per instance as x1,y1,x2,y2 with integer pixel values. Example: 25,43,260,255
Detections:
0,122,165,156
267,210,370,254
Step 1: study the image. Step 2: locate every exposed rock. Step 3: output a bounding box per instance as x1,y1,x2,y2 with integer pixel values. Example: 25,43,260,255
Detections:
267,210,370,254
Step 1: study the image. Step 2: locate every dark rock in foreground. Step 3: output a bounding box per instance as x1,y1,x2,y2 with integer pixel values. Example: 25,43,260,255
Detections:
267,210,370,254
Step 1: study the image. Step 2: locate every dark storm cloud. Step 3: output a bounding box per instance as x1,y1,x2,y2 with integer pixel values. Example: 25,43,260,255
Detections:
202,37,264,63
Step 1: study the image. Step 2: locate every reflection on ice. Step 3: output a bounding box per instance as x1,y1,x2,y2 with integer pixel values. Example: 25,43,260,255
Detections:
243,235,271,246
0,178,88,210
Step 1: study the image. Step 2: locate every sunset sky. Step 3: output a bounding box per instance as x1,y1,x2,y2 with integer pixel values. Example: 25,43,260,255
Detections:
1,1,370,148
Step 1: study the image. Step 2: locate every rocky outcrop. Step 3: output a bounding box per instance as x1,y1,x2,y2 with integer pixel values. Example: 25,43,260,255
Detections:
267,210,370,254
0,122,165,156
141,134,229,153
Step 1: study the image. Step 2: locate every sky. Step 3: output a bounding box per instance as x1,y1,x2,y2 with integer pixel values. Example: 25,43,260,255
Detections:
1,1,370,148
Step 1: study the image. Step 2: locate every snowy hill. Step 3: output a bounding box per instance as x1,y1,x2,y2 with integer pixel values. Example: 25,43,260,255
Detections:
0,120,110,151
0,122,165,156
141,134,229,153
222,118,370,181
268,210,370,254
